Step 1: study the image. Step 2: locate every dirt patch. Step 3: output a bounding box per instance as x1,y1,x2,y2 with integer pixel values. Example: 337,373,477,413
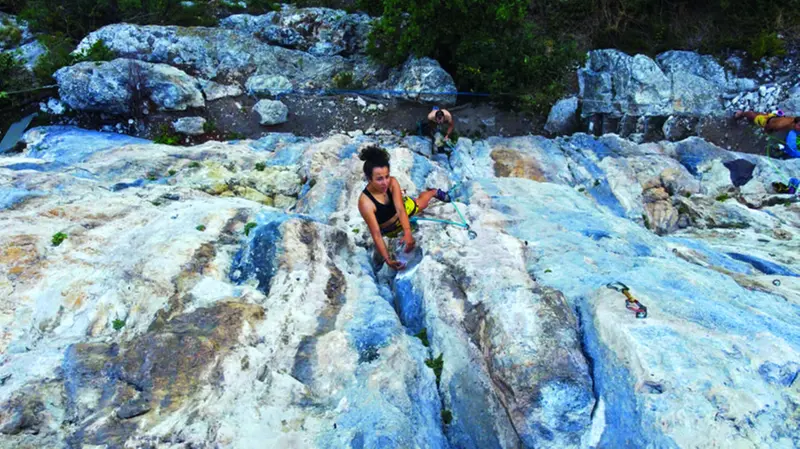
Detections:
29,92,539,145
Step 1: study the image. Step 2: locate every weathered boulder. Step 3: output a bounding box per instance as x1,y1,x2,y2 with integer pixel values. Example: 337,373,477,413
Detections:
198,79,243,101
579,49,766,119
172,116,207,135
779,84,800,115
669,71,723,115
246,74,292,97
383,57,457,105
579,49,672,117
545,96,580,135
656,50,729,88
254,99,289,125
72,22,379,88
54,59,204,114
220,5,373,56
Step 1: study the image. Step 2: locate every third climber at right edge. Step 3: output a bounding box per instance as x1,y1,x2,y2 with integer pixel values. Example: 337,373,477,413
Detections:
781,117,800,158
734,109,795,134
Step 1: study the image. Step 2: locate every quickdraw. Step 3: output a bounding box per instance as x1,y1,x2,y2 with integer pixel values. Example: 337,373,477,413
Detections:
606,282,648,319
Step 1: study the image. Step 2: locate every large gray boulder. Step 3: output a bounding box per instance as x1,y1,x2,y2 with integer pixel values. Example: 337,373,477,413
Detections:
54,59,205,115
71,10,460,107
545,96,579,135
669,72,723,115
779,84,800,115
172,116,206,135
579,49,766,119
384,56,457,106
254,99,288,125
198,79,243,101
657,51,728,88
579,49,672,117
220,5,374,56
245,74,292,97
74,22,382,89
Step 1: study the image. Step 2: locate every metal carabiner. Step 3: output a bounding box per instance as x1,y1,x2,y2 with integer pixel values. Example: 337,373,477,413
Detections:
606,281,629,293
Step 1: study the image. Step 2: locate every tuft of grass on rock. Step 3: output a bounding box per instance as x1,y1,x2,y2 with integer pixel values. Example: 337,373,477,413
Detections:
52,232,67,246
425,353,443,387
414,328,430,347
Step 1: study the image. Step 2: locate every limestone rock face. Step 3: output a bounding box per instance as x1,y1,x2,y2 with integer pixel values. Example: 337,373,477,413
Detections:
1,126,799,448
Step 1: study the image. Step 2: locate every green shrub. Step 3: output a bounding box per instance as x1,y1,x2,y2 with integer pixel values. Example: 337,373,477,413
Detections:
73,39,116,63
19,0,217,41
332,71,362,89
32,33,74,83
441,409,453,425
0,51,32,104
0,19,23,47
749,32,786,60
255,162,266,171
414,328,429,347
424,353,443,387
153,124,180,145
244,221,257,236
367,0,583,113
51,232,67,246
716,193,730,202
196,224,206,231
112,318,126,330
203,119,216,133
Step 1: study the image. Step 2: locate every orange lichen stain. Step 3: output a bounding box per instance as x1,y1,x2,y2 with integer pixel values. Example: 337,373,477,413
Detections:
65,290,87,309
44,208,66,218
0,235,42,281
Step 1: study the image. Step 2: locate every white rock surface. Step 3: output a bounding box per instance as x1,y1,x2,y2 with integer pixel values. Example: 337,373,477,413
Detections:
0,126,798,448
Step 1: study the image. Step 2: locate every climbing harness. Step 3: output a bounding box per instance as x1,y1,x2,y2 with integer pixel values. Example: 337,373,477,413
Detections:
606,281,648,319
410,191,477,239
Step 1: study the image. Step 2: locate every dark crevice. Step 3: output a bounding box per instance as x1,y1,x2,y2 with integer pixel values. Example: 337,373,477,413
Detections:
573,303,602,423
363,249,457,444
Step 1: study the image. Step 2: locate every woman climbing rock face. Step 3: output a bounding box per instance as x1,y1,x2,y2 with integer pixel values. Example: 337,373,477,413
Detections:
357,145,450,270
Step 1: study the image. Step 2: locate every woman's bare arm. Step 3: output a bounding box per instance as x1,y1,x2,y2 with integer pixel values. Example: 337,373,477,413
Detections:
358,195,391,263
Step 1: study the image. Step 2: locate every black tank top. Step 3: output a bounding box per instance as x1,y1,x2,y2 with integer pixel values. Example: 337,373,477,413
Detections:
363,187,395,225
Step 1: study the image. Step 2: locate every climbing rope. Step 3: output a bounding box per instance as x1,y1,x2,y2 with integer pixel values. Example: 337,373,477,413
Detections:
606,281,648,318
410,185,478,239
